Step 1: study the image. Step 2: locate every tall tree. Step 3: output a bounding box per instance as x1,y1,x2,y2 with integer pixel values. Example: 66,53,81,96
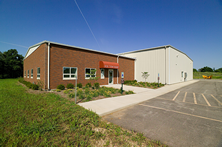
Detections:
193,68,197,72
0,49,24,78
0,51,4,78
215,68,222,73
199,66,213,72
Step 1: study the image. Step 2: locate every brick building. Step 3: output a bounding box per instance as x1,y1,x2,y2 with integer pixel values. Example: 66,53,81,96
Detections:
23,41,135,90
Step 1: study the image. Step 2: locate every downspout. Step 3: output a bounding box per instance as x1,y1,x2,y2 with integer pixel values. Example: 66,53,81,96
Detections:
165,46,167,85
168,46,171,84
48,42,50,90
117,56,119,84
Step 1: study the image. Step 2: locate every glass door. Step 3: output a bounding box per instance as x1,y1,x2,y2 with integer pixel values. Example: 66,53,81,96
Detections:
108,70,113,84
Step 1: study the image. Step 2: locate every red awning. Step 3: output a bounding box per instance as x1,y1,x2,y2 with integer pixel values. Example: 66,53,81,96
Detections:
99,61,119,69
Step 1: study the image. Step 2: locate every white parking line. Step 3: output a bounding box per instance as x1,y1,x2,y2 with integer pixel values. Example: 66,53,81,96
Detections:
202,94,211,106
139,104,222,123
183,92,187,102
173,91,180,101
211,95,222,105
193,93,197,104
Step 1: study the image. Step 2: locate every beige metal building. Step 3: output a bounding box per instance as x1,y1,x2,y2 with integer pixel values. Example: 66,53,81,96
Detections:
118,45,193,84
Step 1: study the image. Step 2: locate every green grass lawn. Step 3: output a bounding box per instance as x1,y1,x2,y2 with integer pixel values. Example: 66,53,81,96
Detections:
193,72,222,80
0,79,167,146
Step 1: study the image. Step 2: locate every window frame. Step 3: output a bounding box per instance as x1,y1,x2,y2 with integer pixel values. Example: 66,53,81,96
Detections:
37,67,40,79
85,68,96,79
63,67,78,80
27,70,29,78
181,71,183,78
101,68,104,79
31,69,33,78
24,71,26,78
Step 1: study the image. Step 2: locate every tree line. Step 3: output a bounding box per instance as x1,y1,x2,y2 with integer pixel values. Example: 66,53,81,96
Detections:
0,49,24,79
193,66,222,72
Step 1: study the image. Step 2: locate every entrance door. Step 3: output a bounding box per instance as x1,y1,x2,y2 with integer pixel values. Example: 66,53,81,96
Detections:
108,69,113,84
184,72,187,81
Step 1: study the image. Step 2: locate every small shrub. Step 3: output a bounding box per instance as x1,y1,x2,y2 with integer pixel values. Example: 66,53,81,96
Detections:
69,93,75,98
56,89,61,92
128,90,134,94
93,91,99,97
31,84,39,90
86,94,93,101
86,83,92,88
77,83,82,88
78,94,85,100
37,80,44,90
85,88,90,95
77,89,83,96
104,91,111,97
66,83,74,89
57,84,65,90
63,90,70,94
146,83,151,87
94,82,100,89
68,89,73,92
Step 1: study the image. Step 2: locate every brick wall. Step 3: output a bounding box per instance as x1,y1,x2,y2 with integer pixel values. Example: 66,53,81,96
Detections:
23,44,47,89
24,43,134,90
49,44,134,89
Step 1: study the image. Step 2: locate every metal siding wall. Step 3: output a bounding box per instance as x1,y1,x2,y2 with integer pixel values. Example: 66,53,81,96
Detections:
169,48,193,84
121,48,166,84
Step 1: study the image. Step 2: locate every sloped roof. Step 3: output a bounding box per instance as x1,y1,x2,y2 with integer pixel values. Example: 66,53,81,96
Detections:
24,40,135,60
118,45,193,61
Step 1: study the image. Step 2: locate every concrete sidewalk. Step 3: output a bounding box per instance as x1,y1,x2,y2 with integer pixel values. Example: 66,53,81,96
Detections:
78,80,199,116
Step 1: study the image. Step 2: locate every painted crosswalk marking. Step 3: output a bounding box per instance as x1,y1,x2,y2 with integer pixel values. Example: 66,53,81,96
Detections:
173,91,180,101
193,93,197,104
202,94,211,106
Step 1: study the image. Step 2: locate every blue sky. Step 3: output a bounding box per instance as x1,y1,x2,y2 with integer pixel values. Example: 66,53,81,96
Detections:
0,0,222,70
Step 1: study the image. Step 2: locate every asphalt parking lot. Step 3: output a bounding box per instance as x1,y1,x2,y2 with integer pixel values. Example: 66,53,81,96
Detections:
103,80,222,147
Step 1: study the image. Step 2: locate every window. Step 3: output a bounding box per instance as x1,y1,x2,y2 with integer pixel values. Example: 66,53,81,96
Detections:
85,68,96,79
37,68,40,79
63,67,77,80
181,71,183,77
27,70,29,78
101,69,104,79
31,69,33,78
24,71,26,77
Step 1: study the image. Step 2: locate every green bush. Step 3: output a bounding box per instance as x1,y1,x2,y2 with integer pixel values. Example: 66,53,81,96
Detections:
56,89,61,92
94,82,100,89
63,90,70,94
103,91,111,97
69,93,75,98
86,94,93,101
86,83,92,88
78,94,85,100
85,88,90,95
128,90,134,94
31,84,39,90
57,84,65,90
18,78,39,90
124,80,137,85
66,83,74,89
77,89,83,96
93,91,99,97
77,83,82,88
